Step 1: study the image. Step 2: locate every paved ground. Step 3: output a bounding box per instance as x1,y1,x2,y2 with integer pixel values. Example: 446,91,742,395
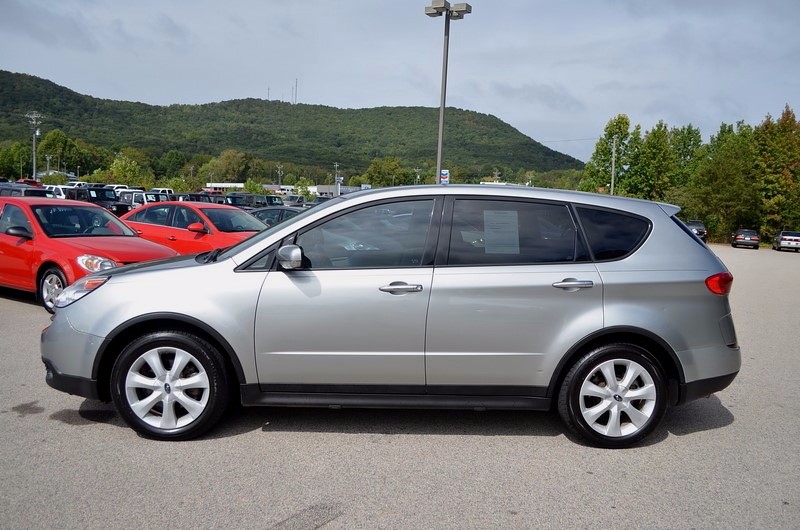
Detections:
0,244,797,528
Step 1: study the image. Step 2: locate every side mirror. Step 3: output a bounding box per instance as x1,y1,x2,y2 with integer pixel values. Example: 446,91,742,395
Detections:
277,245,303,270
6,226,33,239
187,222,207,233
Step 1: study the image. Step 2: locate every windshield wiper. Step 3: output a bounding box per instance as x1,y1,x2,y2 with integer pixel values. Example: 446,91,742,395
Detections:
202,246,229,263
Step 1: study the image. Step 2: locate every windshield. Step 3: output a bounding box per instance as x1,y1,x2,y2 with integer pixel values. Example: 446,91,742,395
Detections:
225,196,249,206
199,207,267,232
88,189,119,201
32,204,136,237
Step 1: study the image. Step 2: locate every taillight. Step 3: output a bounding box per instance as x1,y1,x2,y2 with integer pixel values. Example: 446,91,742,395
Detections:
706,272,733,295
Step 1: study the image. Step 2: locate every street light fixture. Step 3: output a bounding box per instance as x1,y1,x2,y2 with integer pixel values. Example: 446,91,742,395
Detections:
425,1,471,184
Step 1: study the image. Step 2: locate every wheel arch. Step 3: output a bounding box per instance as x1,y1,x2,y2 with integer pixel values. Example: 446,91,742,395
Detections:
36,260,75,291
92,312,245,403
547,326,685,406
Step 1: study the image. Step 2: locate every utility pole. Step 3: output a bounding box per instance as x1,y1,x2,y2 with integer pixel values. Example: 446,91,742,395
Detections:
334,162,341,196
26,111,43,180
276,164,284,188
610,137,617,196
45,154,52,178
414,167,421,185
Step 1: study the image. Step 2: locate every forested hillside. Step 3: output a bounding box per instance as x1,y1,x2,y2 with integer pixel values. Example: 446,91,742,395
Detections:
0,70,582,174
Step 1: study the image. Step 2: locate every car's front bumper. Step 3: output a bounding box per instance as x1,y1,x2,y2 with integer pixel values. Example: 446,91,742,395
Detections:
41,312,105,399
42,358,99,400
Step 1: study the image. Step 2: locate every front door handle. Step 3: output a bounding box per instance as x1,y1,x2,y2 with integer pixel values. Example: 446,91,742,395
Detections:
552,279,594,292
379,282,424,295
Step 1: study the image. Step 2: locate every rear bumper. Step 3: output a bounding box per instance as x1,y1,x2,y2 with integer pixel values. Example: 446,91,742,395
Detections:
677,371,738,404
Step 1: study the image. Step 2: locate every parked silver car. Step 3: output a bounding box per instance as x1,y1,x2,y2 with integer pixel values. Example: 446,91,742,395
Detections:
41,185,740,447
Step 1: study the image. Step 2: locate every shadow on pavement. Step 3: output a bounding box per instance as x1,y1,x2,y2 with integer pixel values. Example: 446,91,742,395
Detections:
48,394,734,445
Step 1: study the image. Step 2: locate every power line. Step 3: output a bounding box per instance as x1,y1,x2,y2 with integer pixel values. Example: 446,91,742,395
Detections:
539,137,599,143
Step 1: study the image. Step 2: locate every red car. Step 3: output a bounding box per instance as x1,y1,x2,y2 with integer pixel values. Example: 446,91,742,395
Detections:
0,197,178,312
119,201,266,254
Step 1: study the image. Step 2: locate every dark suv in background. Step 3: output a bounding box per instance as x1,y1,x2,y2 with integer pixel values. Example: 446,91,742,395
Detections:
686,220,708,242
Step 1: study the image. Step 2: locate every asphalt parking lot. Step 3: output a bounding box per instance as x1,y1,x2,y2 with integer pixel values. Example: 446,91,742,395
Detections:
0,244,797,528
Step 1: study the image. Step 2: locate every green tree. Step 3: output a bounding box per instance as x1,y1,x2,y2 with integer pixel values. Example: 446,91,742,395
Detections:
294,177,314,200
109,153,145,185
753,105,800,235
37,129,79,175
243,178,265,194
687,122,759,240
156,150,187,179
670,124,703,187
0,142,31,179
622,120,675,201
361,157,408,188
580,114,631,193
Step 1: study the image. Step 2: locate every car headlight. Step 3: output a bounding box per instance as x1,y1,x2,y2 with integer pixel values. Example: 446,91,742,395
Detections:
55,275,109,308
76,254,117,273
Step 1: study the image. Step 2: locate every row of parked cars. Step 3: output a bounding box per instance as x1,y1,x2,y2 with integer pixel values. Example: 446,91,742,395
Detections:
0,177,334,312
729,228,800,251
683,219,799,252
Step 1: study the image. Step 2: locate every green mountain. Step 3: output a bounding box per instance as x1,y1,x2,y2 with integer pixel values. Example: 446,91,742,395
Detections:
0,70,583,173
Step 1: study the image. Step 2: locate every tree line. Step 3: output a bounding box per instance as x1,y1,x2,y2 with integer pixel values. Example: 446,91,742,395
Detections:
579,106,799,241
1,102,797,242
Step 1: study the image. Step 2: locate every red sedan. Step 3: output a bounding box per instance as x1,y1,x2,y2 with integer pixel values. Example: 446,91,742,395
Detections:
0,197,178,312
119,201,266,254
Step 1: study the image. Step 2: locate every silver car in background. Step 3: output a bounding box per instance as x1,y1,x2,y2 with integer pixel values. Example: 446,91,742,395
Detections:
41,185,740,448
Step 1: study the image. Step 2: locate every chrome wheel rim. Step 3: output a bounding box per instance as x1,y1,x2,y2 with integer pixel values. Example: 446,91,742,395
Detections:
579,358,657,438
125,347,210,430
41,273,64,310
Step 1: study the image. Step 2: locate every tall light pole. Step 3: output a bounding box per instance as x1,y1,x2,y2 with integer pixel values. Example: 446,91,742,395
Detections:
425,1,471,184
26,111,43,180
610,136,617,195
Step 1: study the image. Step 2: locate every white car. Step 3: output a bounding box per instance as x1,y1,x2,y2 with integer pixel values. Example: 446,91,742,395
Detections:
772,230,800,252
43,185,67,199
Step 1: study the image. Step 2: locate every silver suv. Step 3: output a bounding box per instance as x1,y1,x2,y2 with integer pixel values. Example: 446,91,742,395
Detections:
41,185,740,447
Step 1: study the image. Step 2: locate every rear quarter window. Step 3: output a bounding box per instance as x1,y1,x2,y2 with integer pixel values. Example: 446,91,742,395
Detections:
576,206,650,261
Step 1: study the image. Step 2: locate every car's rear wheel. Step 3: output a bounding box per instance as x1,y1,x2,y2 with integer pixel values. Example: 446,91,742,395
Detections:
39,267,66,313
558,343,667,448
111,330,229,440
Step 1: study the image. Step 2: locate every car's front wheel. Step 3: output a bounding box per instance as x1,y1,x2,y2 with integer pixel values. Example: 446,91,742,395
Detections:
558,343,667,448
39,267,66,313
111,330,230,440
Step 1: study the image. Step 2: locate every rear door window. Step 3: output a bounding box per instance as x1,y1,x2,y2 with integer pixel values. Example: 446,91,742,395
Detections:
447,199,586,265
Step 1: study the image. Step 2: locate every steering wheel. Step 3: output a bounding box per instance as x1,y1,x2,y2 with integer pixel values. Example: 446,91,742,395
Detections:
83,226,96,234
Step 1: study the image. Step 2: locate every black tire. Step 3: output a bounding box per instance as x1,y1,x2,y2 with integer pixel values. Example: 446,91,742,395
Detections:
110,330,230,440
558,343,667,448
39,267,66,314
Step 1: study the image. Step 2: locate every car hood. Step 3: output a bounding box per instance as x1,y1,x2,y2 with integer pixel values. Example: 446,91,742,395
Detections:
99,252,202,278
60,236,178,262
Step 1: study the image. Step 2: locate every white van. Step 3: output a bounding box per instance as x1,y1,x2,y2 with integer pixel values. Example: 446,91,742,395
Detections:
44,185,67,199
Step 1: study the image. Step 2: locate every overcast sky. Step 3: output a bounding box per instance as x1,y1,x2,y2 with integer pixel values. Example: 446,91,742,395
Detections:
2,0,799,162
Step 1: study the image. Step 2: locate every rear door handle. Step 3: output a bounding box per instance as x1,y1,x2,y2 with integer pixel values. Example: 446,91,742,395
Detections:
552,279,594,291
379,282,424,295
